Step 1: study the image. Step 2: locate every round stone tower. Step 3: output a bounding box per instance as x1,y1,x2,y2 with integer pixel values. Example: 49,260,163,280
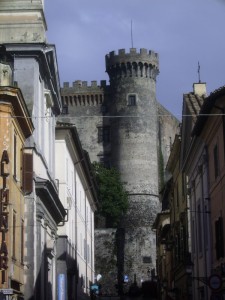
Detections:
105,48,160,283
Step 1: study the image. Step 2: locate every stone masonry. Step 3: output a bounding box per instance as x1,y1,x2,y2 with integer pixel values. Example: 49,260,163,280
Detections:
60,48,179,290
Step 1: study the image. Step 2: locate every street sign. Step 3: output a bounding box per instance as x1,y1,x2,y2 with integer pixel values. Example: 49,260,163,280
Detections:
208,275,222,290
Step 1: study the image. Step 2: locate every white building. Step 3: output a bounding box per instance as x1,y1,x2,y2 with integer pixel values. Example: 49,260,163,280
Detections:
55,122,98,300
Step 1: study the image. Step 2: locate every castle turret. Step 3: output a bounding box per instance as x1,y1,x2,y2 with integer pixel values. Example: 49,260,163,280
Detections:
60,48,168,290
106,48,160,283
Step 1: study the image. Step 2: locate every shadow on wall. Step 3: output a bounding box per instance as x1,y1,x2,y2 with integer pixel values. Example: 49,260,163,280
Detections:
26,244,91,300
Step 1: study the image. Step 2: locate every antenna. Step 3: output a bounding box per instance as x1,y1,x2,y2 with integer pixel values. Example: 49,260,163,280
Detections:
198,61,201,83
131,20,134,48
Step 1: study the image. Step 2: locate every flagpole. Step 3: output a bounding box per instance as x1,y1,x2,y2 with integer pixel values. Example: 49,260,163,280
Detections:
131,20,134,48
198,61,201,83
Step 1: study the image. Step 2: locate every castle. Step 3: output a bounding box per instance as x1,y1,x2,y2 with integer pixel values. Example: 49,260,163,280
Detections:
60,48,179,290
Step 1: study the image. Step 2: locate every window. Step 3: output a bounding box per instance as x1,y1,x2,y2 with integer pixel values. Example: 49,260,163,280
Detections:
128,94,136,106
215,217,224,259
197,204,202,253
175,235,179,262
98,127,110,143
86,206,89,225
21,219,24,263
13,211,16,258
87,244,90,264
84,239,87,260
61,105,68,115
176,184,179,207
142,256,152,263
13,134,17,178
213,144,219,178
192,220,195,254
22,149,33,194
204,205,208,248
80,233,82,255
180,226,185,259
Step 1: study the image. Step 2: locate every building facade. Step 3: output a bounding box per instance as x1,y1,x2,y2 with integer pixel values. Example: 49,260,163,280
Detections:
55,122,98,300
190,85,225,299
0,81,33,298
155,82,225,300
60,49,179,288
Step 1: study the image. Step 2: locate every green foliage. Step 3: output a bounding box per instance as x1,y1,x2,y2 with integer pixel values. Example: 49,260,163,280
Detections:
92,162,129,226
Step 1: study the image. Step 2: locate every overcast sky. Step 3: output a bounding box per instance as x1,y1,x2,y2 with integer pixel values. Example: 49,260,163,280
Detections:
45,0,225,118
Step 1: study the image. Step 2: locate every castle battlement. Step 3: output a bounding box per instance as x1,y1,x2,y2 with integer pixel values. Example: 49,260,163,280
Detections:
61,80,108,108
106,48,159,68
62,80,108,89
108,48,158,58
105,48,159,81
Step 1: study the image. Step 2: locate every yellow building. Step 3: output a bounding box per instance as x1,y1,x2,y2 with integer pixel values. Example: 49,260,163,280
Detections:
0,85,33,298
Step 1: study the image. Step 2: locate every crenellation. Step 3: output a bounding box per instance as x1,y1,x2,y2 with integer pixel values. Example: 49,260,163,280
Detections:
62,80,109,89
62,91,104,107
140,48,147,55
130,48,137,54
100,80,106,87
109,50,116,57
149,50,158,58
118,49,126,55
106,48,158,60
63,82,69,88
105,48,159,80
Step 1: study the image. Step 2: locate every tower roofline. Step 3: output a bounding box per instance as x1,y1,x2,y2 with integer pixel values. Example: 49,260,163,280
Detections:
106,48,159,68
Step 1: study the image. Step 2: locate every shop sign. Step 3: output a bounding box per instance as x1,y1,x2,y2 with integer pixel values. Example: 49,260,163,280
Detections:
0,150,9,281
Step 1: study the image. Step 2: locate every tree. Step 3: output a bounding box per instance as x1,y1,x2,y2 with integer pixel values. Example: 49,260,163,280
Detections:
92,162,129,227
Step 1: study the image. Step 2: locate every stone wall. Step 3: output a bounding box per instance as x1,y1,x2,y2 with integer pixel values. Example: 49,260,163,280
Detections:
95,229,118,295
60,48,179,291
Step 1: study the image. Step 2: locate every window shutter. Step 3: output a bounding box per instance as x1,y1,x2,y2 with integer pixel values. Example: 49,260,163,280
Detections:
22,149,33,194
215,217,224,260
219,217,224,258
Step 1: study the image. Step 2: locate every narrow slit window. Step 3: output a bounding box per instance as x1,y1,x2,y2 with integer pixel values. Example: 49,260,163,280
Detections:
128,94,136,106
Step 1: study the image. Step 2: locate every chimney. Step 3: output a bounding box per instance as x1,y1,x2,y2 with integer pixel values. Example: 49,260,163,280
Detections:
193,82,207,97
